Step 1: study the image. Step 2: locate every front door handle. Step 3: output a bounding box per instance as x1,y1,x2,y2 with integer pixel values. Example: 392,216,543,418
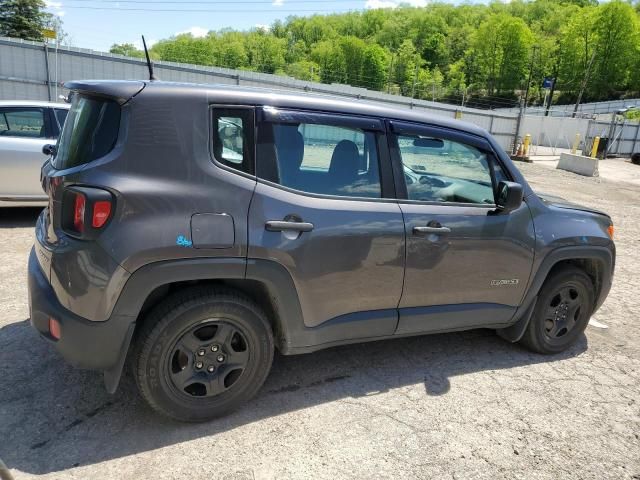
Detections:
265,220,314,232
413,225,451,234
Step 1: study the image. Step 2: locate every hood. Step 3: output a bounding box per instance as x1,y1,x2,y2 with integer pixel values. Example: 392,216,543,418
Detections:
536,192,611,219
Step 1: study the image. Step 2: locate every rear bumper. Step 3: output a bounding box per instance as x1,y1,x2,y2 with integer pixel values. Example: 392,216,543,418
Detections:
28,247,135,373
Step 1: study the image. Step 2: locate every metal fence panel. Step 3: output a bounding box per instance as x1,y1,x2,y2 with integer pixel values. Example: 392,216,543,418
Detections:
522,116,591,153
497,98,640,117
583,120,640,156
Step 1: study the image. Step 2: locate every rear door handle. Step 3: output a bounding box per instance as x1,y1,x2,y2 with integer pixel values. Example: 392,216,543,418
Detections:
413,226,451,234
265,220,314,232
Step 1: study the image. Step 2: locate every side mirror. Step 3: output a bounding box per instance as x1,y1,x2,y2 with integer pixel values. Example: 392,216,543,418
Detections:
42,144,56,156
496,181,523,213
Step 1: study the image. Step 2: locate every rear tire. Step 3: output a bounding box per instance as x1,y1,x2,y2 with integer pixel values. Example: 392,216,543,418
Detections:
134,286,274,422
520,266,595,354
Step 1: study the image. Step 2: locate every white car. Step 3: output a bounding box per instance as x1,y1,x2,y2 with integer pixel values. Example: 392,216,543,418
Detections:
0,100,70,207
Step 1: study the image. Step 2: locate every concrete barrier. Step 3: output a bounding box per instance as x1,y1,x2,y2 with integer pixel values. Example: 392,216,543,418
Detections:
557,153,599,177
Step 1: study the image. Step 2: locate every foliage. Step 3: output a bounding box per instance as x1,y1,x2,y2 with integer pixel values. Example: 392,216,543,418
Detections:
110,43,145,58
0,0,58,42
105,0,640,106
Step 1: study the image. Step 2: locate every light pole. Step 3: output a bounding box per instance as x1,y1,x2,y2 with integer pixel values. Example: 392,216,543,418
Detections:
523,45,539,115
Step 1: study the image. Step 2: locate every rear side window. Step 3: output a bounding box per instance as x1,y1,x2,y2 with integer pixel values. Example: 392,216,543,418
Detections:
211,108,254,175
53,95,120,169
54,108,68,131
0,108,45,138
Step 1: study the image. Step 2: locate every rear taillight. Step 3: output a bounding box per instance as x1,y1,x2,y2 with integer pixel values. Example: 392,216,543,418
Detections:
73,192,86,232
63,187,114,238
92,200,112,228
49,317,61,340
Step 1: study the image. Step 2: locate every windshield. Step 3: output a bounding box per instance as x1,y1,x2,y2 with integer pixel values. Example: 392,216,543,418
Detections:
53,94,121,169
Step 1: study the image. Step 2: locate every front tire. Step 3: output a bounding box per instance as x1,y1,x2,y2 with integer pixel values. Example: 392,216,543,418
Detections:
134,286,274,422
520,266,595,354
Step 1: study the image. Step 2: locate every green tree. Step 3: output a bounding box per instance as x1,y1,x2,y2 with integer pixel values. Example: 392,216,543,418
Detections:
311,40,346,84
590,1,638,98
339,36,367,87
556,6,597,96
285,60,320,82
472,13,533,94
0,0,50,41
245,31,286,73
446,60,467,95
393,39,421,96
362,44,388,91
110,43,144,58
214,31,248,68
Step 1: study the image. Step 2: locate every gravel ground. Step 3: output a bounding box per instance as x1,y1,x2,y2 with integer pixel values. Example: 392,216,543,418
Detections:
0,160,639,480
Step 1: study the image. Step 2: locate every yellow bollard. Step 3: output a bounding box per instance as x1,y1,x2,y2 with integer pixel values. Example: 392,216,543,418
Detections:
590,136,600,158
523,134,531,156
572,133,580,154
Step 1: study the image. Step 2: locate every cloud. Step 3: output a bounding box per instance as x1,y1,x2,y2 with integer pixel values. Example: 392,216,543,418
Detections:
45,0,65,15
255,24,270,32
365,0,429,8
133,38,157,50
176,26,209,38
273,0,284,6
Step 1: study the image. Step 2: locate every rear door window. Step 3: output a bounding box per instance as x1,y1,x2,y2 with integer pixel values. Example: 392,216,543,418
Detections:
53,95,121,169
257,117,382,199
0,108,46,138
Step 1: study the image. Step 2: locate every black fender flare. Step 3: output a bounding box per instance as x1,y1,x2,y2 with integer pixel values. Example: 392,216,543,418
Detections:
497,245,614,342
105,257,306,392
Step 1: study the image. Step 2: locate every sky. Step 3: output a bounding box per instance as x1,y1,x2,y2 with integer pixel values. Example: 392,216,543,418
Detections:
43,0,486,52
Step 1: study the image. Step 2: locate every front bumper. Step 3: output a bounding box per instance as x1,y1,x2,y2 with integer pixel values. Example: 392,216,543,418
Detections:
28,247,135,375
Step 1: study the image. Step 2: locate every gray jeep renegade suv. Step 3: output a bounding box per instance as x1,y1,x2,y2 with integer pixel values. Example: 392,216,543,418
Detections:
29,80,615,421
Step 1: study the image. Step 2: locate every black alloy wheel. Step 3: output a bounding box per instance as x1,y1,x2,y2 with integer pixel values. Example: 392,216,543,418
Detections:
168,320,250,398
135,287,274,422
520,266,595,354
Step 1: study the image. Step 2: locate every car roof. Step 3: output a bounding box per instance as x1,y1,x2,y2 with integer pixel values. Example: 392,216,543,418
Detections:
0,100,69,109
65,80,491,138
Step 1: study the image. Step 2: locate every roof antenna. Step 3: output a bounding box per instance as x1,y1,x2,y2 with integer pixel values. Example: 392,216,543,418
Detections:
141,35,157,81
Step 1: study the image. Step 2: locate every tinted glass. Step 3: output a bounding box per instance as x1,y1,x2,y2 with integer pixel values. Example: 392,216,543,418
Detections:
259,121,381,198
53,95,120,169
0,108,45,138
54,108,68,131
396,134,495,204
212,109,254,174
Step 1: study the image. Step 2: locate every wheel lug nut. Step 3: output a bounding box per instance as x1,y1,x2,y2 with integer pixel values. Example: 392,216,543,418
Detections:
195,361,203,369
216,354,225,363
207,365,215,373
211,345,219,352
197,349,205,356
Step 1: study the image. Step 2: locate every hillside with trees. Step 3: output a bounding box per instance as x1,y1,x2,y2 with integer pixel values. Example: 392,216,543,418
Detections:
107,1,640,109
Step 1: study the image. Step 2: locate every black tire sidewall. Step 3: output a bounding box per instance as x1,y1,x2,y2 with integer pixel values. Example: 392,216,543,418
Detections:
137,294,273,422
526,268,595,354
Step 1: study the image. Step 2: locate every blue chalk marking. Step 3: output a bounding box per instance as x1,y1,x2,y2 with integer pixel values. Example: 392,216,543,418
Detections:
176,235,193,247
